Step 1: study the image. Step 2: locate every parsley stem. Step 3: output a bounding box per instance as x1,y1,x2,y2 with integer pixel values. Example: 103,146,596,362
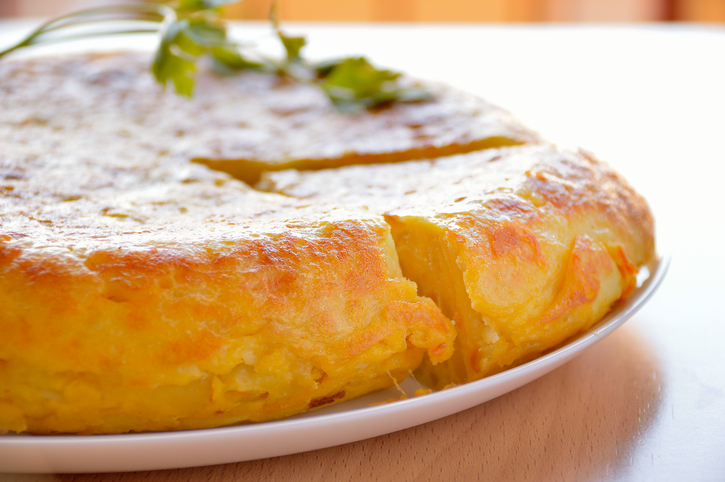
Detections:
23,29,161,49
0,3,174,58
41,16,164,34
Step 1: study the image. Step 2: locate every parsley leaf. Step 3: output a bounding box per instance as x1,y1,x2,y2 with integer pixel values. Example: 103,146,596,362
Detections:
0,0,433,112
176,0,239,13
269,0,307,72
267,1,430,111
318,57,432,113
279,33,306,65
152,19,198,96
209,45,267,75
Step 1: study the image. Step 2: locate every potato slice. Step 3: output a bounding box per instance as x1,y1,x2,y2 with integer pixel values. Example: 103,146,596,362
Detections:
260,144,655,388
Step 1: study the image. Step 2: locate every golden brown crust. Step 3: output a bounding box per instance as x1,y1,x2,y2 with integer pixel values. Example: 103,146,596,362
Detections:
0,51,653,432
0,185,456,433
0,51,540,184
261,145,654,265
0,77,456,433
260,145,656,386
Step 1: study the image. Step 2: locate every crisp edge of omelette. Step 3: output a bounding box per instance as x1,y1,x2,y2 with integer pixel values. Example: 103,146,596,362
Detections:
259,144,656,389
0,207,455,434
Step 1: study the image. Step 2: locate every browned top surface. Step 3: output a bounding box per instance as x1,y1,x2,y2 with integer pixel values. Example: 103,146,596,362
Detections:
260,144,656,266
0,119,384,252
0,52,540,183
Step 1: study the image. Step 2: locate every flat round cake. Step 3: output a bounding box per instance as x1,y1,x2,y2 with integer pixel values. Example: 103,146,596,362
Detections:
0,51,654,434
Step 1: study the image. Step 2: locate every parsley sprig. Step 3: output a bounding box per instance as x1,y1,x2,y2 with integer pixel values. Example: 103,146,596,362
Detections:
0,0,430,111
315,57,431,113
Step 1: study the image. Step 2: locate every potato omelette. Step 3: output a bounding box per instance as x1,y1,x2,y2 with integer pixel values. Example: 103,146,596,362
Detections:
0,52,654,433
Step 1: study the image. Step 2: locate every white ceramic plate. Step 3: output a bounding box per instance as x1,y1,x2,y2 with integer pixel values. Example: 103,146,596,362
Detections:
0,256,668,474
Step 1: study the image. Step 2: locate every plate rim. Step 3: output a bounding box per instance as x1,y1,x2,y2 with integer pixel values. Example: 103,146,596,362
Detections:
0,254,670,474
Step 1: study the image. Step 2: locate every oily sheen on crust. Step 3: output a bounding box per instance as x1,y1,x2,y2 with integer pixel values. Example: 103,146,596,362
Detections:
260,145,655,388
0,51,654,433
0,108,455,434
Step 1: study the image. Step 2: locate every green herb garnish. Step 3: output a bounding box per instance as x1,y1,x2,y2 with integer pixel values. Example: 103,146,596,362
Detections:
269,0,305,66
0,0,431,111
317,57,431,113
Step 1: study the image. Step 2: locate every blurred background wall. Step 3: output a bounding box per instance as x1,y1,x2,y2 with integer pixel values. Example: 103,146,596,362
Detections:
1,0,724,21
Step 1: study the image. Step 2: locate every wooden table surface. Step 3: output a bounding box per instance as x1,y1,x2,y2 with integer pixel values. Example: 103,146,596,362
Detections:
1,22,724,481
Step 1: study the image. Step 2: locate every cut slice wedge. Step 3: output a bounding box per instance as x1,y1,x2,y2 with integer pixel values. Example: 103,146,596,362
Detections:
260,144,655,388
